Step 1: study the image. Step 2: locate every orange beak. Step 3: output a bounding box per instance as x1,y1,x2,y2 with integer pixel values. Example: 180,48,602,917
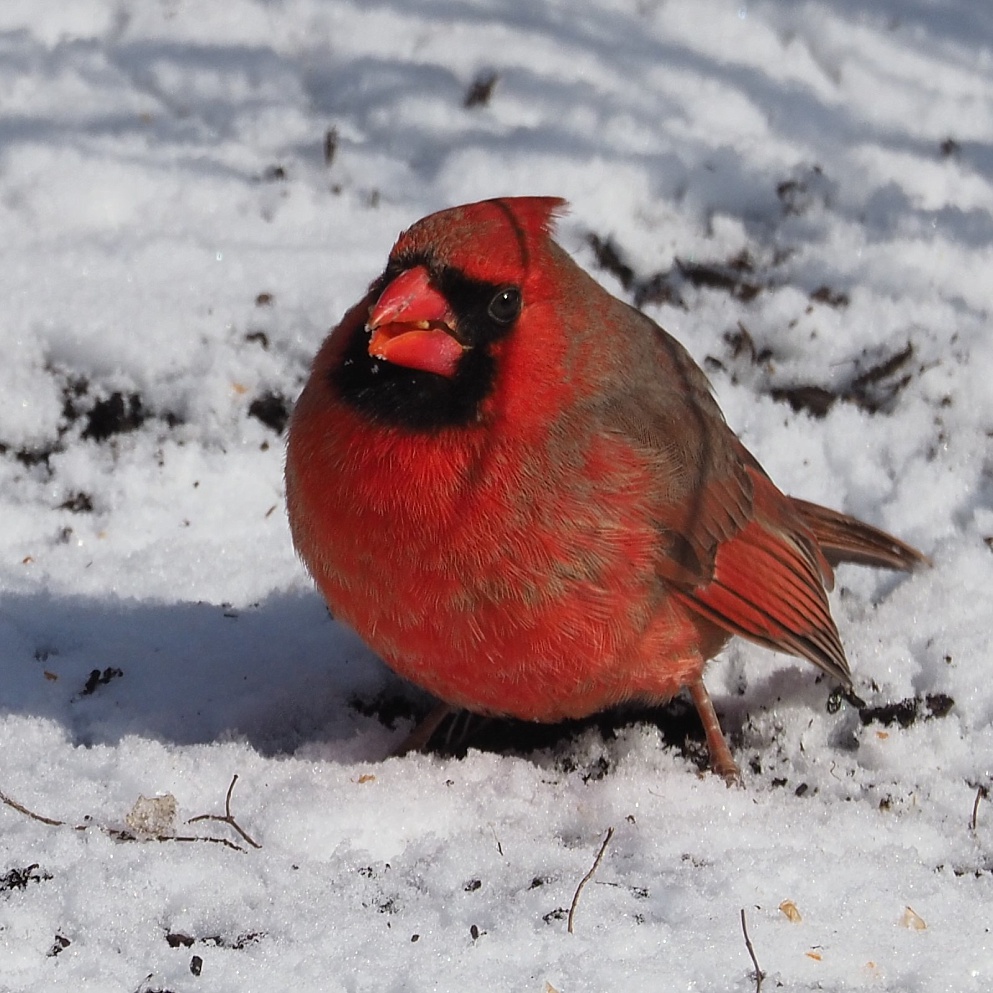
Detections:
367,266,465,378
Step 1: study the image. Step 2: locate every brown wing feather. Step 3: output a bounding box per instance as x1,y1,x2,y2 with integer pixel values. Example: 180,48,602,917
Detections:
791,497,929,571
594,294,924,685
600,308,849,682
598,305,754,588
671,467,851,684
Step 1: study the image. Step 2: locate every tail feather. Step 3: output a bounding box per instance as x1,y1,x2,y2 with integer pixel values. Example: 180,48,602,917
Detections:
791,498,929,572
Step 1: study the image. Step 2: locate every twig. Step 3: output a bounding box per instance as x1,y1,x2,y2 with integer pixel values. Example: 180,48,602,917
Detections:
740,908,765,992
971,785,987,833
1,777,254,851
106,827,245,853
490,825,504,858
187,774,261,849
567,827,614,935
164,834,244,852
0,789,66,826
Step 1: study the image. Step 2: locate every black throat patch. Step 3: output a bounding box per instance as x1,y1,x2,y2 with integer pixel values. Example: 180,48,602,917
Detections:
330,260,519,431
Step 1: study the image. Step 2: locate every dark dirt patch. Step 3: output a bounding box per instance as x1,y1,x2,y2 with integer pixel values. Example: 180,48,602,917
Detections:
80,666,124,697
0,864,53,892
248,391,290,434
858,692,954,729
464,71,498,108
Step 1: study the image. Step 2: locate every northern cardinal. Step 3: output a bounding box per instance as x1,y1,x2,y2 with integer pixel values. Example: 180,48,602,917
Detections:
286,196,925,781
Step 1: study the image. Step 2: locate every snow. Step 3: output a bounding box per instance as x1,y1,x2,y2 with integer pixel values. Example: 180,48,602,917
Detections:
1,0,991,989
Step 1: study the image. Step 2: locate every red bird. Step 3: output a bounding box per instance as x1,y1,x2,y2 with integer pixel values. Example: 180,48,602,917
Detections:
285,196,925,781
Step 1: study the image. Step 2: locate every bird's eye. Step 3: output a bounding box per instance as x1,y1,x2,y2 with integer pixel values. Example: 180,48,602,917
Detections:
487,286,522,325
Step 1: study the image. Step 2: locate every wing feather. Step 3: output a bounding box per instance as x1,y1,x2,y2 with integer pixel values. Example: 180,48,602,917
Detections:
599,309,850,681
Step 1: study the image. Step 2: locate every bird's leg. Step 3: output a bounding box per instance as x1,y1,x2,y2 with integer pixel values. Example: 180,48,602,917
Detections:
688,677,741,786
391,701,456,757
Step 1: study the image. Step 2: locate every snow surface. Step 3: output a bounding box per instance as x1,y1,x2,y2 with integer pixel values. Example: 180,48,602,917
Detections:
1,1,992,989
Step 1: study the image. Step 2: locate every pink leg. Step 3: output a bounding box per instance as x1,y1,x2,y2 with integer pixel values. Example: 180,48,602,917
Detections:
391,701,456,757
688,678,741,786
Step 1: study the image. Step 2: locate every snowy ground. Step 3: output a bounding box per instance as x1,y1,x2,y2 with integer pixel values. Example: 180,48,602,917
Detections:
1,1,992,989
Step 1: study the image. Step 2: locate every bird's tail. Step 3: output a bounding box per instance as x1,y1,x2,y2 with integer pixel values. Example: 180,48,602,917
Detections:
791,498,929,572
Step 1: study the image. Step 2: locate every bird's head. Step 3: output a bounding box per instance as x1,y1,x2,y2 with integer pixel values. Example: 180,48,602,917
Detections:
331,196,567,431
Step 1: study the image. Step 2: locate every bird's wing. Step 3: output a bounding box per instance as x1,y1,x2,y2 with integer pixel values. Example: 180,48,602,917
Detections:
600,312,850,683
670,464,850,684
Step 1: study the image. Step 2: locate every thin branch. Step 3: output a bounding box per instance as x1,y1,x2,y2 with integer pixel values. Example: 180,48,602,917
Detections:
567,827,614,935
970,785,987,833
2,777,254,852
0,789,66,826
187,774,261,849
106,827,245,853
740,908,765,993
165,834,244,852
490,825,504,858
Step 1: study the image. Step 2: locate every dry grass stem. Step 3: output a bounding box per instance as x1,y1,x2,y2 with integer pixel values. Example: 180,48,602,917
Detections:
567,827,614,935
971,785,987,833
0,789,65,826
740,908,765,992
187,774,261,849
1,775,257,852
